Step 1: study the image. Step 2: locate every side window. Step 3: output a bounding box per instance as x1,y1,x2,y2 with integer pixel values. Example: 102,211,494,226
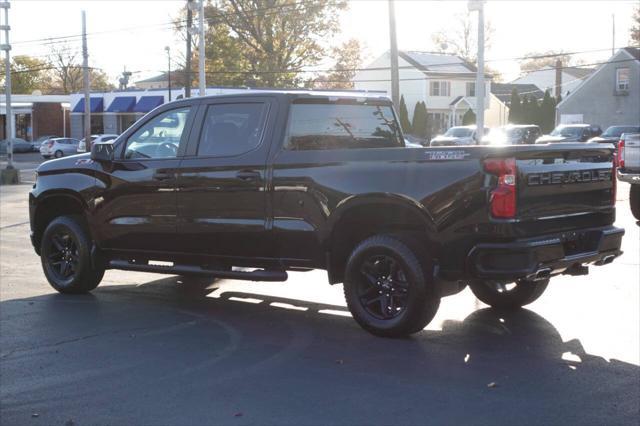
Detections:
616,68,629,91
197,103,268,157
125,107,190,159
285,102,403,150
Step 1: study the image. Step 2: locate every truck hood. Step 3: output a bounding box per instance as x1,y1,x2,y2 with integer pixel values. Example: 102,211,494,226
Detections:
37,153,97,174
536,135,572,144
588,136,618,144
430,136,473,145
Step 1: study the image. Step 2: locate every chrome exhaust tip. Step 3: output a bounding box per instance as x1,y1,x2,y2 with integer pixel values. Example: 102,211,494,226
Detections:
526,267,552,281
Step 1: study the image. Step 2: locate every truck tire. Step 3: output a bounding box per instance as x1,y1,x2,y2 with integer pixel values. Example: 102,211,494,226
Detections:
630,185,640,221
40,215,105,294
343,234,440,337
469,278,549,310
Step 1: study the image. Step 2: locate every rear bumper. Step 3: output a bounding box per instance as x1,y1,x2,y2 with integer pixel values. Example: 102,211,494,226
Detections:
617,169,640,184
467,225,624,281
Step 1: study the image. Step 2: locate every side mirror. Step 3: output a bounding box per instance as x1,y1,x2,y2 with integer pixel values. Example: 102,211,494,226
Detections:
90,142,114,162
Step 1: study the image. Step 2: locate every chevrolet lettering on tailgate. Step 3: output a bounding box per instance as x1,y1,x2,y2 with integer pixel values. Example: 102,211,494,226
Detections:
527,169,612,186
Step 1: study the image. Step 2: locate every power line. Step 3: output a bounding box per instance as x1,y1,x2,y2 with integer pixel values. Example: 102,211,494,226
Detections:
12,0,332,45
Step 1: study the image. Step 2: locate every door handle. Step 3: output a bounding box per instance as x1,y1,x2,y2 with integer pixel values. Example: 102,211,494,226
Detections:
153,171,174,181
236,170,261,181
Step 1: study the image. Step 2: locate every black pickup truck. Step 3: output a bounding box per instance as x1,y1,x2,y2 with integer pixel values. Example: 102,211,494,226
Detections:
29,91,624,337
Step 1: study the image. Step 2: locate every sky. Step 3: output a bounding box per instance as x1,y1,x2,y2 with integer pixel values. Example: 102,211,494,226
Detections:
8,0,639,87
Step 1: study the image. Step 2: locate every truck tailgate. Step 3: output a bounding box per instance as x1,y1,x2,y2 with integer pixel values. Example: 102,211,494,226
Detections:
622,133,640,171
512,144,614,220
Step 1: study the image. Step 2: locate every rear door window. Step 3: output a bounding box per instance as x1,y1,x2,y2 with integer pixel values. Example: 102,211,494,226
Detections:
197,102,268,157
285,102,403,150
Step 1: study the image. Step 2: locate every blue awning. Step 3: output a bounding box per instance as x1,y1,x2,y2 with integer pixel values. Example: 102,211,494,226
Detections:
106,96,137,113
72,97,103,113
133,96,164,113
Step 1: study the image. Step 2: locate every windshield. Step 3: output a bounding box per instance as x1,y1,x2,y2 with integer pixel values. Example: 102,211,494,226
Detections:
444,127,473,137
602,126,640,137
550,126,583,137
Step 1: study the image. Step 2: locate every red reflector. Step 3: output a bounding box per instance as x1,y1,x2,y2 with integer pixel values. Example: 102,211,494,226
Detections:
484,157,517,219
617,139,625,169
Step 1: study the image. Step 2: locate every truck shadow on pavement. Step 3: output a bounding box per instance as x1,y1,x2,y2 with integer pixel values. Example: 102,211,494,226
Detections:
1,275,639,425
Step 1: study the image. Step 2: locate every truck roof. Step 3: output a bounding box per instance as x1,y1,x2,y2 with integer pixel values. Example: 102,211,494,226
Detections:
196,89,392,102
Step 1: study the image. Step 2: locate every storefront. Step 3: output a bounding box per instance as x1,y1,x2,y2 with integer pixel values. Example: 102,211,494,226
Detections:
1,95,70,141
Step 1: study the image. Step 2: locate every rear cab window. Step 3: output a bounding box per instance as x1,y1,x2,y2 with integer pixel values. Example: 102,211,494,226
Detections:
284,99,403,150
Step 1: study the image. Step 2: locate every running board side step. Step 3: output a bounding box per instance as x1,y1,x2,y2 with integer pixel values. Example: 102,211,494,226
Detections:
108,260,288,282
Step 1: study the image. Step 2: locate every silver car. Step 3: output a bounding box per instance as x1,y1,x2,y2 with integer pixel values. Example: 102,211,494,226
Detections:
40,137,81,159
77,134,119,153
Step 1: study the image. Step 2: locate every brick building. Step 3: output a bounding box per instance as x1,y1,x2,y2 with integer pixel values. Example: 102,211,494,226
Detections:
1,94,70,141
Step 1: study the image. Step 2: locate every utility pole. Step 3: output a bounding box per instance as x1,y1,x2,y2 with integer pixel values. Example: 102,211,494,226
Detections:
612,14,615,56
165,46,172,101
555,59,562,99
185,0,193,98
1,0,16,180
468,0,485,143
388,0,399,108
82,10,91,151
198,0,205,96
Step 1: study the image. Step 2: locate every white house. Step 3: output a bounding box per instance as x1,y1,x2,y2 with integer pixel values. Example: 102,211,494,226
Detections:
353,50,495,134
510,66,593,99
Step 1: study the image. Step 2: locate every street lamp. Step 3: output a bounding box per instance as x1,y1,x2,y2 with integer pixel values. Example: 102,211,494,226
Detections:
468,0,485,141
165,46,171,102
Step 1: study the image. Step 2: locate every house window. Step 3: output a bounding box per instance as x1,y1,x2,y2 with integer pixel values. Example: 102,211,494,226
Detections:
466,82,476,97
430,81,451,97
616,68,629,91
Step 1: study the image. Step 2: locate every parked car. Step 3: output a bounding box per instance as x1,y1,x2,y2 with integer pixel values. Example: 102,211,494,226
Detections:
588,125,640,147
40,137,81,158
482,125,542,145
536,124,598,144
430,125,489,147
616,132,640,220
0,137,33,153
77,134,119,153
29,91,623,338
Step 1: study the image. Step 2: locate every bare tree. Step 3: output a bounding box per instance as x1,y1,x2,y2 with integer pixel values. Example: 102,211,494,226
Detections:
48,42,113,94
431,12,494,64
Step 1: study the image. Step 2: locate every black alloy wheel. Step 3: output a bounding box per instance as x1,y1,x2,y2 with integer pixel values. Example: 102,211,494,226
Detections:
469,278,549,310
357,254,410,320
45,230,80,284
343,234,440,337
41,215,105,294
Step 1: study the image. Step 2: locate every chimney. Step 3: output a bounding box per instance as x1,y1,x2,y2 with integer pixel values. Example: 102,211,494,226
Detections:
555,59,562,99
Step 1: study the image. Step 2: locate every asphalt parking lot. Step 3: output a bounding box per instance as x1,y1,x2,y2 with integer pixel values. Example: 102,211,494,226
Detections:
1,156,638,425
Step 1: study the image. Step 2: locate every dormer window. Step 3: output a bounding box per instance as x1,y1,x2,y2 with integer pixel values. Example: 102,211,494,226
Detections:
430,81,451,96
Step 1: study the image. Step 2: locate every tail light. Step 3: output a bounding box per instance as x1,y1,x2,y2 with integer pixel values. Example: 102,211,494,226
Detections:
611,160,617,205
617,138,625,169
484,157,517,219
47,141,55,148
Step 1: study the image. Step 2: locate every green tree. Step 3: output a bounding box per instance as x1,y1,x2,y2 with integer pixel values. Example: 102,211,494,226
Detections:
539,90,556,133
214,0,347,87
508,88,521,124
398,95,412,134
412,101,429,139
312,39,364,89
8,55,52,94
462,108,476,125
